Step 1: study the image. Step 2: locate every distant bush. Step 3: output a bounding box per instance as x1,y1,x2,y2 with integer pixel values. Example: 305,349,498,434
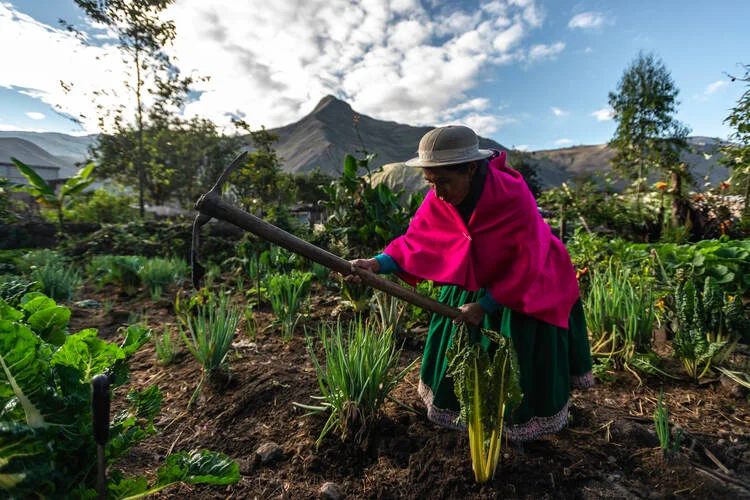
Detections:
65,188,138,224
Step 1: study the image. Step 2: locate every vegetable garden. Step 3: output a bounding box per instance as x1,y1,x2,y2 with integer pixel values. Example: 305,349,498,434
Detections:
1,152,749,498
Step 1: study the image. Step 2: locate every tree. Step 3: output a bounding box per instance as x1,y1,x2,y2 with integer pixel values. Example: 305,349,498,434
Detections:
608,52,691,217
229,126,295,212
720,63,750,231
65,0,194,217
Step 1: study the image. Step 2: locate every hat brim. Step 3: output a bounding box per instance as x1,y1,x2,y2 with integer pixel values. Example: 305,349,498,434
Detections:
404,149,494,168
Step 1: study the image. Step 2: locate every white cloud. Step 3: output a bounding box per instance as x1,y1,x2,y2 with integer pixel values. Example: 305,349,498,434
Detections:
555,138,572,146
704,80,728,95
527,42,565,63
514,144,529,151
551,107,567,116
568,12,609,30
591,107,613,121
0,122,47,132
25,112,46,120
1,0,550,134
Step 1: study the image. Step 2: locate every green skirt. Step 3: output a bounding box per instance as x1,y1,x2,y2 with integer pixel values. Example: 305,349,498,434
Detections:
417,286,594,441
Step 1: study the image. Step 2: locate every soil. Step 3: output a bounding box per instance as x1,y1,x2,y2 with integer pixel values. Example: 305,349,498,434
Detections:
68,281,750,500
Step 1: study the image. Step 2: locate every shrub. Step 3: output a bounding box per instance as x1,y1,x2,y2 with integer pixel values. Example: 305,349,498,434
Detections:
65,187,138,224
33,261,82,302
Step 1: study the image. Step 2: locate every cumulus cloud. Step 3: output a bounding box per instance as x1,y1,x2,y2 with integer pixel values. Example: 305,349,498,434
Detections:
1,0,554,134
704,80,728,95
568,12,610,30
551,107,567,116
591,107,613,121
25,112,46,120
554,138,572,146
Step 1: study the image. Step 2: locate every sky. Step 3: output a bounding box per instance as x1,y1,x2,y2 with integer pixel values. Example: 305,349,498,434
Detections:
0,0,748,152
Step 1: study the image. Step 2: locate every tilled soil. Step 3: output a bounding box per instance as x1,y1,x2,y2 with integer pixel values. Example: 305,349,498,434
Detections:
69,283,750,499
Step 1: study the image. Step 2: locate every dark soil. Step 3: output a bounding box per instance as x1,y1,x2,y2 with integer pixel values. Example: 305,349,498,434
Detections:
68,281,750,499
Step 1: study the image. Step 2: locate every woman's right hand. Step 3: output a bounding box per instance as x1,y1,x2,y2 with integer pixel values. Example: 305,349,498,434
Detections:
344,258,380,283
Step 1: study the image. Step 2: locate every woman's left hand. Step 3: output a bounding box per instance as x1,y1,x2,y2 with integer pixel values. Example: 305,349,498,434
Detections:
452,302,486,327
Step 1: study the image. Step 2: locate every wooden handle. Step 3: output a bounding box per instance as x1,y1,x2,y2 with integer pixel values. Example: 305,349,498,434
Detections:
194,191,459,319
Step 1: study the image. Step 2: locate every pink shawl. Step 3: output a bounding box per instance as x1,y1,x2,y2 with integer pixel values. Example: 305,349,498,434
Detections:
384,152,579,328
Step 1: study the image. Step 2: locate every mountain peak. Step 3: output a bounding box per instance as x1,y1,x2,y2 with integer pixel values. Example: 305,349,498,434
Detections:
311,94,352,115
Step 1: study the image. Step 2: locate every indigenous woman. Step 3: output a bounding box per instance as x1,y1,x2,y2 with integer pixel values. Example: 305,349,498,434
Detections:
349,125,593,441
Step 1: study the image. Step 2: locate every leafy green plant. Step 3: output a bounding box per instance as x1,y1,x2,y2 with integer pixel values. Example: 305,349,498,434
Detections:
11,158,95,232
179,292,241,405
295,320,417,447
370,290,405,334
0,275,39,307
17,248,61,275
33,261,82,302
266,271,312,341
446,324,523,483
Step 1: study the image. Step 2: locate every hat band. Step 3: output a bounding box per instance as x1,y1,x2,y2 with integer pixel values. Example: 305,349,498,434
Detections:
418,143,478,162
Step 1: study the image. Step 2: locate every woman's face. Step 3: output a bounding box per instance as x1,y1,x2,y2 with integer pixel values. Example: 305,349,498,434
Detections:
422,163,477,206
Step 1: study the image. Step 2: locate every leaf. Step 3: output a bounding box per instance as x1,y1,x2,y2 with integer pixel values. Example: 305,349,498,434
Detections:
11,158,54,196
26,305,70,346
155,450,239,486
51,329,125,386
0,299,23,322
0,321,48,428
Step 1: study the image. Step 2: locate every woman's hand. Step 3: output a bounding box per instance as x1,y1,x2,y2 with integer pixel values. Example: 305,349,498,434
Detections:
343,258,380,283
452,302,486,327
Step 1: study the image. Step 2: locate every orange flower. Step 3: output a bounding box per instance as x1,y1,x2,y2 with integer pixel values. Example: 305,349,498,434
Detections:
655,182,668,191
694,194,704,201
576,267,589,279
720,181,731,190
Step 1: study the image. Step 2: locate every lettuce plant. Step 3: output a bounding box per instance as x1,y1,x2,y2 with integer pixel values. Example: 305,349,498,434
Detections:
446,325,523,483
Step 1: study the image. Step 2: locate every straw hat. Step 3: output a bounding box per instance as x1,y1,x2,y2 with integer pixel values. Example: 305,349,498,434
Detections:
404,125,493,168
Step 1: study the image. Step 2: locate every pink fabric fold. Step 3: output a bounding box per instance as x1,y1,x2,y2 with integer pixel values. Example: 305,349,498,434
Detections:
384,151,579,328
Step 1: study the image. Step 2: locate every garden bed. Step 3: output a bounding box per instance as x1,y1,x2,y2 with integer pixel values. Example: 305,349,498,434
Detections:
68,282,750,499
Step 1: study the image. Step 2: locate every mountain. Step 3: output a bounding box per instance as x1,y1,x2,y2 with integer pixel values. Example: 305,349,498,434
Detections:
0,96,730,193
267,95,507,175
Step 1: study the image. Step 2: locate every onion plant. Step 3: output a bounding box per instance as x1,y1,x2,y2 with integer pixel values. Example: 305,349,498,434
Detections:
584,259,655,372
266,271,312,341
138,257,187,299
154,325,178,365
653,389,681,454
370,290,405,334
179,293,241,406
295,319,417,447
33,261,82,302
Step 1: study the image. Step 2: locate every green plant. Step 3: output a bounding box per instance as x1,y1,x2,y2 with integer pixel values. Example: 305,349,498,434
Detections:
33,261,83,302
311,261,330,283
179,292,241,405
584,259,656,373
154,325,178,365
138,257,187,299
370,290,405,334
339,278,372,314
11,158,95,232
654,389,681,453
266,271,312,341
244,304,257,341
17,249,61,275
64,187,138,224
295,319,417,447
446,324,523,483
0,275,39,307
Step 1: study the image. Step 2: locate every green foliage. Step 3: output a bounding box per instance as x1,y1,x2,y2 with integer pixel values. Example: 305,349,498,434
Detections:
446,324,523,483
608,51,690,211
508,150,543,198
266,271,312,341
296,319,417,447
12,158,95,232
0,176,15,223
0,275,39,307
179,291,241,405
321,152,423,258
153,326,178,365
33,261,83,303
0,294,152,497
138,256,187,299
89,255,145,296
370,290,406,335
64,187,138,224
654,389,681,453
584,260,656,367
292,168,335,205
719,63,750,230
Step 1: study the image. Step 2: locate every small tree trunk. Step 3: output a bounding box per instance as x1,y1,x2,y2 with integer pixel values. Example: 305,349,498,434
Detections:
670,170,684,228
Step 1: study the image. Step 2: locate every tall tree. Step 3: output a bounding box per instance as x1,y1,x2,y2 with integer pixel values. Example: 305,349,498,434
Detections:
720,63,750,231
608,52,690,215
66,0,192,217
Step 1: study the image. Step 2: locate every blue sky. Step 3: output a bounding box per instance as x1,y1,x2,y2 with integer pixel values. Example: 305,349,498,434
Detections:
0,0,747,151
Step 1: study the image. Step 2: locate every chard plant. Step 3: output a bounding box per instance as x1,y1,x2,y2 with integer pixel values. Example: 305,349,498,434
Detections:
179,292,241,405
0,293,239,498
295,320,417,447
266,270,312,341
446,325,523,483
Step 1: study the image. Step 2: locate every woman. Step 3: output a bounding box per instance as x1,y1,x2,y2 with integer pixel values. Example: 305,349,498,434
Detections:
348,125,593,441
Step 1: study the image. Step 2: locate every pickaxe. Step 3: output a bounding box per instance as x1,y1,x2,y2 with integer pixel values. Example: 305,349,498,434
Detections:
192,152,460,319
